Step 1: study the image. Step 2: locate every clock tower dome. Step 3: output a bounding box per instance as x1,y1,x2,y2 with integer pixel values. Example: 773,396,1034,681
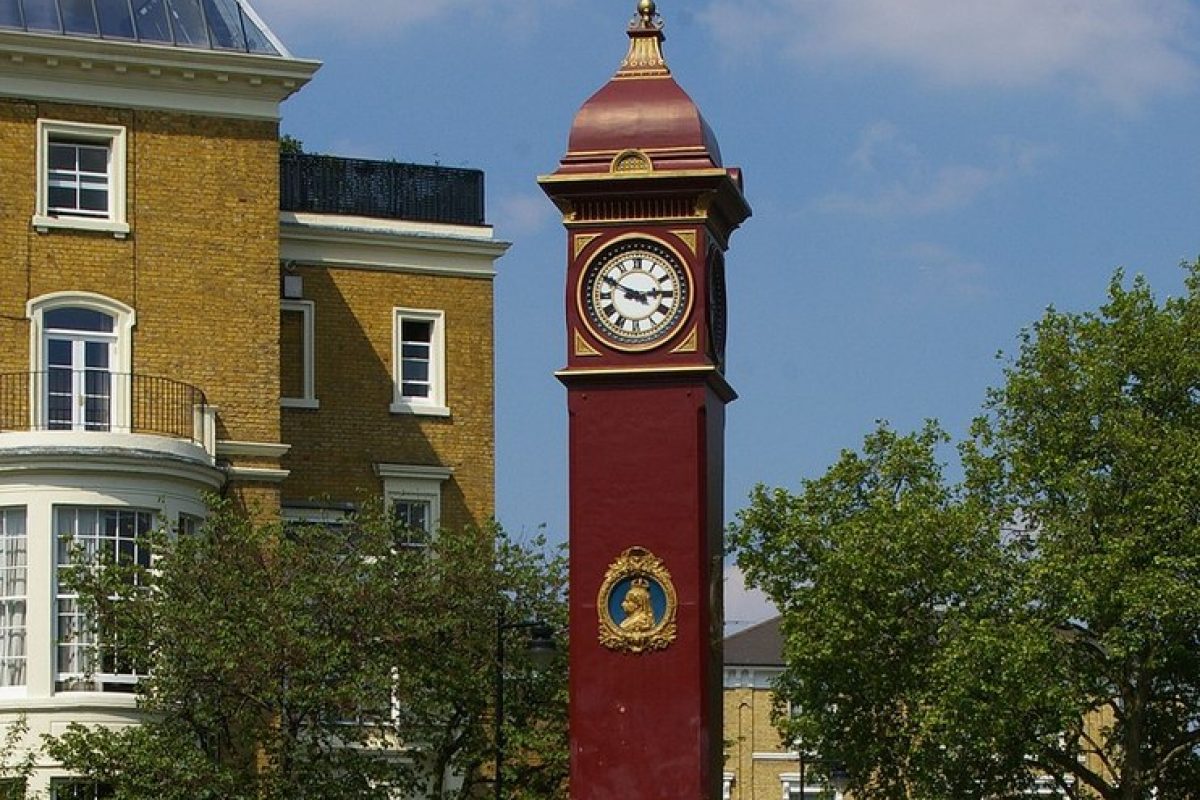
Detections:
539,3,751,799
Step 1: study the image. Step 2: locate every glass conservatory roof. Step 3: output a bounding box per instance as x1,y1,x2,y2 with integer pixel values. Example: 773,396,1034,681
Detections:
0,0,287,56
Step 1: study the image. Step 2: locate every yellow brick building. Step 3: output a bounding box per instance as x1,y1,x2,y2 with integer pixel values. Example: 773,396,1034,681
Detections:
724,618,848,800
0,2,506,796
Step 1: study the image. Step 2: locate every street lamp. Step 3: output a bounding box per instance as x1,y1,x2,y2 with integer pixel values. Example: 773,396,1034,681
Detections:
796,744,850,800
495,604,556,800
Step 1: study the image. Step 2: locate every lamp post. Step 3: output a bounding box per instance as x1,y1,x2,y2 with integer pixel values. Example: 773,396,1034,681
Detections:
495,602,555,800
796,745,850,800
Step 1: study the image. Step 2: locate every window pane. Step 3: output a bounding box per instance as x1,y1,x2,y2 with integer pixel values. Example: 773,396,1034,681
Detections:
84,341,109,369
95,0,134,37
280,308,305,399
132,0,172,42
0,509,26,688
52,782,115,800
22,0,61,31
201,0,242,49
47,337,72,365
78,188,108,212
84,398,109,430
401,342,430,360
45,307,115,332
394,499,431,547
60,0,98,34
48,143,77,170
241,8,275,53
0,0,22,29
165,0,207,45
402,319,432,343
47,186,78,212
403,359,429,383
56,507,153,686
77,144,108,173
401,381,429,399
84,369,110,397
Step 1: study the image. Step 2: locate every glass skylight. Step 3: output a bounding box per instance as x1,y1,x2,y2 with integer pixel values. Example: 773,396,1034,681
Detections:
0,0,286,55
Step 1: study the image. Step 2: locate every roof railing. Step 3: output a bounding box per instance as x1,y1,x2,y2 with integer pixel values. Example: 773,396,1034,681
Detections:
279,153,486,226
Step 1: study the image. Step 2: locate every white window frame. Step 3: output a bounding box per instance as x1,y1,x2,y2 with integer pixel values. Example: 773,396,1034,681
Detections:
27,293,136,433
34,119,129,238
280,299,318,409
50,779,114,799
0,508,27,692
391,308,448,417
780,772,843,800
375,463,452,540
53,505,155,692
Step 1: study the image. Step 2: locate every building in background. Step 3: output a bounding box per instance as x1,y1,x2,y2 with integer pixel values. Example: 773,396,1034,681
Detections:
0,1,505,795
724,618,847,800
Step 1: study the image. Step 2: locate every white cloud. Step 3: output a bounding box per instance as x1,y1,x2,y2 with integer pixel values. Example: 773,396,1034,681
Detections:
494,192,558,238
902,242,991,302
700,0,1199,109
724,563,777,632
817,124,1052,217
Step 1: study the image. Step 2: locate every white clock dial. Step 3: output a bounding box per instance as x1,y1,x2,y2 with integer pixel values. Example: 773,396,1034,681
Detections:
581,239,691,350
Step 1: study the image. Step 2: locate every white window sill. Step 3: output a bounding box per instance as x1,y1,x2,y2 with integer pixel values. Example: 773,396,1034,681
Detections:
281,398,320,410
390,401,451,418
33,214,130,238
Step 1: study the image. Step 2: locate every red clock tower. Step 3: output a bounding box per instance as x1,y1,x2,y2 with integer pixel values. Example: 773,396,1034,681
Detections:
538,3,751,798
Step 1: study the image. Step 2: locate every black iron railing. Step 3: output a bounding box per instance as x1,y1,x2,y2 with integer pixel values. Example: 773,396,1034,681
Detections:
0,372,208,445
279,153,486,226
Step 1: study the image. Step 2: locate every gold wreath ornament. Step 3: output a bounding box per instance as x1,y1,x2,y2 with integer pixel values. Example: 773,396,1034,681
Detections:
597,547,678,653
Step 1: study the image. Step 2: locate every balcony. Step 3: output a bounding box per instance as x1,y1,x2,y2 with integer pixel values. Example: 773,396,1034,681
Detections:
0,371,216,462
279,153,486,226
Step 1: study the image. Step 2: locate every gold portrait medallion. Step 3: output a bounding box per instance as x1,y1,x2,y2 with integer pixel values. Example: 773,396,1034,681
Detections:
597,547,677,654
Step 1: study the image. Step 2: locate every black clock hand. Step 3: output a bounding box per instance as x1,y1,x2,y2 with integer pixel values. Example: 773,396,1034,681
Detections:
620,285,651,304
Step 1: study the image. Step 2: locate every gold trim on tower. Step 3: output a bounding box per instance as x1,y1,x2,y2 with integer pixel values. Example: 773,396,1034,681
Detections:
669,325,698,354
612,149,653,174
670,229,698,255
574,329,602,357
574,233,602,258
616,1,670,80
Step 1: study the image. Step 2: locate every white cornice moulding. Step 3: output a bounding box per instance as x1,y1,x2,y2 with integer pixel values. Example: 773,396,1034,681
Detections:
374,463,454,482
216,440,292,459
0,30,320,120
224,465,290,483
280,212,509,278
722,666,783,689
0,433,223,488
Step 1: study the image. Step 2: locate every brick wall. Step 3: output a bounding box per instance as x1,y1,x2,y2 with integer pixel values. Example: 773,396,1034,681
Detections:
0,97,282,467
280,264,495,531
724,681,795,800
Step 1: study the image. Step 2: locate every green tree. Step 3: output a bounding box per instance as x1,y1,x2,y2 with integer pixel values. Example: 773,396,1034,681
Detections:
279,134,304,154
730,265,1200,800
44,501,567,800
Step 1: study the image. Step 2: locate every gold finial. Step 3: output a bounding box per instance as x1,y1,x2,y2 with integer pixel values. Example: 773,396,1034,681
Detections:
621,0,669,77
630,0,662,32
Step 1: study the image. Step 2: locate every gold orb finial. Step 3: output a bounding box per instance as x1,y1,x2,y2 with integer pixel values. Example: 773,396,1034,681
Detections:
638,0,656,24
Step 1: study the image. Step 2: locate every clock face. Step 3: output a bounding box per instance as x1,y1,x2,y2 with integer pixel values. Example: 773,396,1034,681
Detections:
580,239,691,350
707,248,727,367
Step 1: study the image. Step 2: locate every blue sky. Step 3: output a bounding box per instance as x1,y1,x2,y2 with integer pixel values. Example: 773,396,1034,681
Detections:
255,0,1200,626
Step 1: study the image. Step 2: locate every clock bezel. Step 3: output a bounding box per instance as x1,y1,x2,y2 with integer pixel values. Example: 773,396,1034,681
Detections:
577,236,694,352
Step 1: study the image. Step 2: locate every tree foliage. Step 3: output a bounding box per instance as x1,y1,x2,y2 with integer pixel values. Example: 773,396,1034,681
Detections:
45,501,567,800
730,264,1200,799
